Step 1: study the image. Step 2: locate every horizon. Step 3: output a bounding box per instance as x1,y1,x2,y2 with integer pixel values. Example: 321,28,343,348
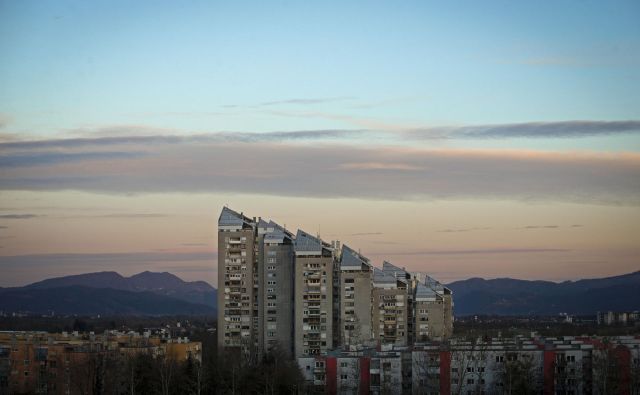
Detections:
1,1,639,287
3,255,638,289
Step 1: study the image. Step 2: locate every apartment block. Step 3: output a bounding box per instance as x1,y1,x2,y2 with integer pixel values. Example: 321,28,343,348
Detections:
217,207,454,361
294,230,334,357
339,245,373,347
257,219,295,358
0,331,201,395
372,268,409,346
217,207,258,357
414,275,453,341
299,335,640,395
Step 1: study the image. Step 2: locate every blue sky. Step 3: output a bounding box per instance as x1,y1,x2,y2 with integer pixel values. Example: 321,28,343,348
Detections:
1,1,639,141
1,1,639,285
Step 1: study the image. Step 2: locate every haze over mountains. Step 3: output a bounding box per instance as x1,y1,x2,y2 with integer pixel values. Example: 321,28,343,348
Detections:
0,270,637,316
447,270,640,316
0,271,216,316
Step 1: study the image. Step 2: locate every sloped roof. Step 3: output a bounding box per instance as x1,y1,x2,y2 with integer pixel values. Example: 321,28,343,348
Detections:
294,229,322,254
218,207,251,227
373,268,397,286
264,229,291,244
415,282,438,301
340,244,372,270
423,274,451,295
382,260,409,280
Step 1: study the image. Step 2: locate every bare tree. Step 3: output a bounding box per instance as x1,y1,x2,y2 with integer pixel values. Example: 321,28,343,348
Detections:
592,343,621,395
157,352,176,395
412,350,441,395
450,338,489,395
496,353,538,395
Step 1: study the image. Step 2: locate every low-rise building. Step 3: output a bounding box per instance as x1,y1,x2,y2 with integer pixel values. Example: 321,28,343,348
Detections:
0,330,201,395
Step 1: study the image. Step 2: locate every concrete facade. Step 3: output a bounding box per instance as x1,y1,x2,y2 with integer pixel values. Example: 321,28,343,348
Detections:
340,245,373,347
294,230,334,357
217,207,258,359
218,207,454,362
258,220,295,358
299,335,640,395
372,268,409,346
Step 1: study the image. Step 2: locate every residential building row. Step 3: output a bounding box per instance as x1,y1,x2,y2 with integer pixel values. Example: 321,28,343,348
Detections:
0,330,202,395
217,207,453,361
298,334,640,395
597,311,640,326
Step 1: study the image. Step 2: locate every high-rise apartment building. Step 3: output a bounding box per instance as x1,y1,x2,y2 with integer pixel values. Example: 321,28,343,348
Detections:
217,207,258,358
372,267,409,346
294,230,334,357
257,219,295,357
339,244,373,347
414,275,453,341
217,207,453,360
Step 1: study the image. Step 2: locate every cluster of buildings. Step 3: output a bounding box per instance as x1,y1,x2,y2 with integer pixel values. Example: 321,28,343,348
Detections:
299,335,640,395
0,330,201,394
598,311,640,326
217,207,453,361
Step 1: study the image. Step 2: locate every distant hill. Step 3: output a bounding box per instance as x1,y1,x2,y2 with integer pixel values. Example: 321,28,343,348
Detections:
0,286,214,316
3,269,638,317
447,271,640,316
26,271,216,308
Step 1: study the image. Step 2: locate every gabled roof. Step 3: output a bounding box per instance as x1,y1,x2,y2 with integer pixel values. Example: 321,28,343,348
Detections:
340,244,372,270
218,207,252,228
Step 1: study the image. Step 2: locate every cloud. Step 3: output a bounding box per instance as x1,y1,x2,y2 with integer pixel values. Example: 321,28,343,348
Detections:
0,214,40,219
1,136,639,205
369,248,570,256
519,225,586,230
181,243,209,246
0,226,7,229
350,232,383,236
221,97,356,108
436,227,491,233
259,97,355,106
0,151,144,167
0,251,216,287
340,162,422,171
0,251,214,265
95,213,169,218
3,120,639,154
0,129,364,151
408,120,640,139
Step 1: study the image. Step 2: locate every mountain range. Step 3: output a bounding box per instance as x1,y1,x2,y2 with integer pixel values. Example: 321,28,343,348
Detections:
446,270,640,316
1,270,638,316
0,271,216,316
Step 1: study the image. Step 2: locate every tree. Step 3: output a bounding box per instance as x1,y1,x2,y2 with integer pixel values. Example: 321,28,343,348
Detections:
592,342,622,395
496,353,538,395
450,337,489,395
412,350,441,395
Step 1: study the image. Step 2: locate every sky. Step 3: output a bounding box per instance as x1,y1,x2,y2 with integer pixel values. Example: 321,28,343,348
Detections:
0,0,639,287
